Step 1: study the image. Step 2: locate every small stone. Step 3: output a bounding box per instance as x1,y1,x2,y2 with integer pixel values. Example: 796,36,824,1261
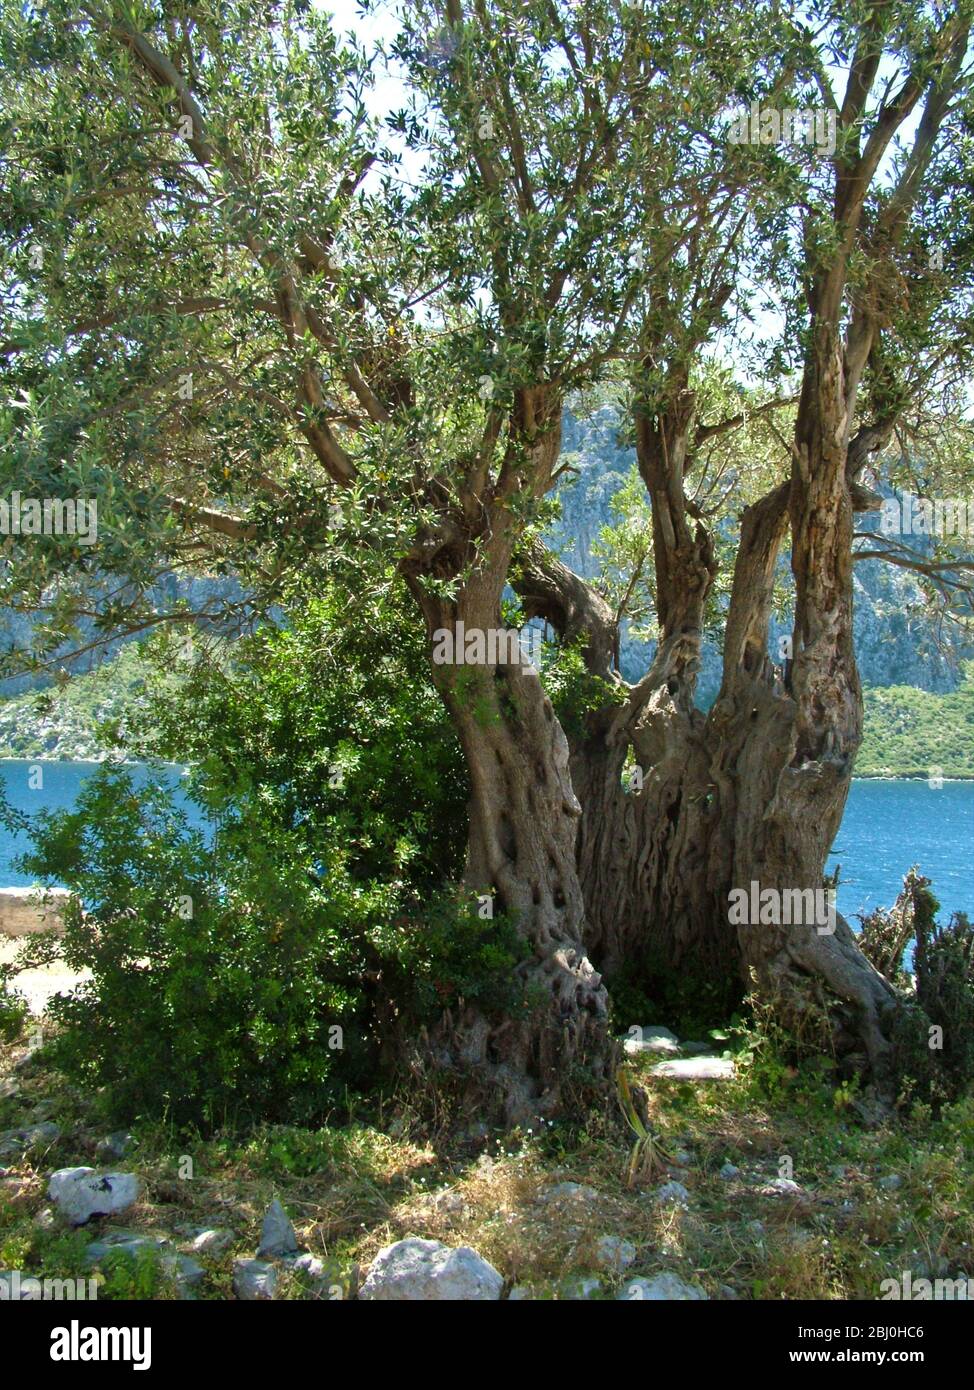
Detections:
878,1174,903,1191
719,1284,741,1300
651,1057,735,1081
720,1163,741,1179
656,1180,690,1207
360,1238,503,1301
0,1122,60,1157
619,1272,708,1301
625,1036,680,1056
175,1255,206,1292
673,1149,692,1166
853,1090,888,1127
508,1285,534,1300
85,1232,168,1264
292,1253,325,1279
86,1233,202,1292
31,1123,63,1145
257,1198,299,1258
429,1190,465,1215
746,1220,766,1239
0,1270,54,1300
639,1026,679,1042
765,1177,801,1195
95,1132,134,1162
191,1228,235,1255
594,1235,636,1272
233,1258,278,1300
48,1168,139,1226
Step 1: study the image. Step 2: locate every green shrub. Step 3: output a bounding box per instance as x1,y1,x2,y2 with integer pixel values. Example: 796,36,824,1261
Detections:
607,945,743,1041
858,896,916,989
371,893,525,1021
6,587,528,1128
541,640,625,741
15,767,372,1127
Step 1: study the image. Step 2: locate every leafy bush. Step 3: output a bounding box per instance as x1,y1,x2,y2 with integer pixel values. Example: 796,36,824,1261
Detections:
606,944,743,1041
6,587,528,1128
15,768,372,1126
857,894,916,989
371,894,525,1022
915,905,974,1093
540,640,624,741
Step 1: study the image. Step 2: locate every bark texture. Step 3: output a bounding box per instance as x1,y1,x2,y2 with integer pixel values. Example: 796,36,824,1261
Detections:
401,399,612,1126
513,415,900,1090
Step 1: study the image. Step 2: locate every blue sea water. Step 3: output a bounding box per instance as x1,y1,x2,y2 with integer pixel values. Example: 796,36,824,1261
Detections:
825,777,973,923
0,761,207,886
0,761,972,923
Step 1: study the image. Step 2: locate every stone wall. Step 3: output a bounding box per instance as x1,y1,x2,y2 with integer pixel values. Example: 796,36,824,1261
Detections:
0,888,69,938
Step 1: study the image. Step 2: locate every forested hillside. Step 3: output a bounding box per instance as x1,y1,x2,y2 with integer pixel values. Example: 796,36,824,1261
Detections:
858,663,974,778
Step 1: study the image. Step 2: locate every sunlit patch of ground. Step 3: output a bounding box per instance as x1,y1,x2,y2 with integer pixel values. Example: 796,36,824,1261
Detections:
1,1022,972,1300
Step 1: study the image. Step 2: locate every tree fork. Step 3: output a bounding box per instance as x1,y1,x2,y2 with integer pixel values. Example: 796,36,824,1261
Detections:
401,533,613,1128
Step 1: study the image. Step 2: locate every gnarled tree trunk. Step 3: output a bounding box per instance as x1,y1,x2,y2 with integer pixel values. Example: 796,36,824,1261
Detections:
514,404,901,1091
518,392,730,983
401,402,612,1127
725,328,898,1086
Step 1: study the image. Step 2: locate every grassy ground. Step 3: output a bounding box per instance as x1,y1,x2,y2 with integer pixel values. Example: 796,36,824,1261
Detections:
2,1017,972,1301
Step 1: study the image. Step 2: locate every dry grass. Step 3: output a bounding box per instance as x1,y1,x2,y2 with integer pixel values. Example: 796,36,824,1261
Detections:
2,1030,973,1300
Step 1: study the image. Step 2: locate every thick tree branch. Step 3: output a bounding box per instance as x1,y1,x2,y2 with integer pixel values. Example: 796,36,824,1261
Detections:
511,537,618,680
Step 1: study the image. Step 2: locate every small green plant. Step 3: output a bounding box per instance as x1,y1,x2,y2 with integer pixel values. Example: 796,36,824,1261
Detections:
0,964,28,1044
541,641,625,741
833,1075,861,1113
371,891,527,1022
0,1229,30,1270
725,1007,801,1103
871,869,974,1105
32,1227,92,1281
98,1245,169,1300
616,1066,672,1187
